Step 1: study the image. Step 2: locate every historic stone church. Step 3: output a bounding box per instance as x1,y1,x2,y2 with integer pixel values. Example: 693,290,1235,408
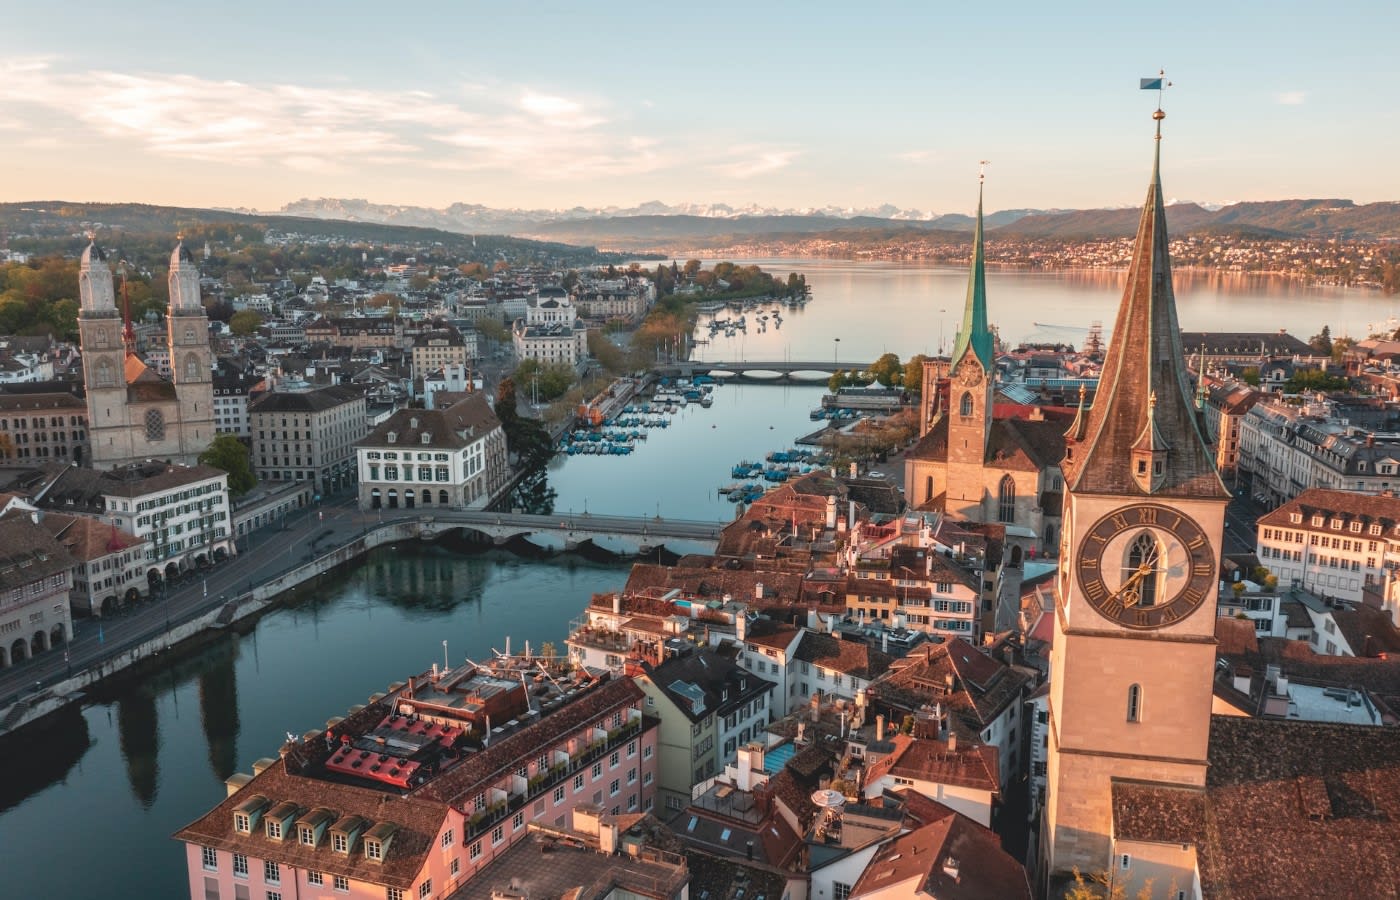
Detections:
78,240,215,469
903,181,1072,553
1042,110,1400,898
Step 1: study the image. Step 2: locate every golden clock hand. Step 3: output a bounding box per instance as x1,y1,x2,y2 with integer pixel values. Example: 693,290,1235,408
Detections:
1108,567,1147,606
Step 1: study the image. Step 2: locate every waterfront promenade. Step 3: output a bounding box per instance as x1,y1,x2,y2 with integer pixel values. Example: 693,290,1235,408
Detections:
0,494,722,732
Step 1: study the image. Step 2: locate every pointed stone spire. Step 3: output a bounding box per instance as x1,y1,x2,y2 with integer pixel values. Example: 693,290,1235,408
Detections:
1067,382,1089,442
168,237,203,313
950,166,994,372
79,236,116,314
1062,115,1227,499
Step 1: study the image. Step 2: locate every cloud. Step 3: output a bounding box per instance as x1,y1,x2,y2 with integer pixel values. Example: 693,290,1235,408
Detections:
1275,91,1307,106
895,150,936,164
0,57,650,179
709,147,799,179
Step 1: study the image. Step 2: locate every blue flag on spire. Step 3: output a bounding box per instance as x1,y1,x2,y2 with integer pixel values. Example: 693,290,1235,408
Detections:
1140,77,1164,90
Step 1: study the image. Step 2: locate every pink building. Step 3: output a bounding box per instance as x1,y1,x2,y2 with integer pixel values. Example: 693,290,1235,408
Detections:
177,667,658,900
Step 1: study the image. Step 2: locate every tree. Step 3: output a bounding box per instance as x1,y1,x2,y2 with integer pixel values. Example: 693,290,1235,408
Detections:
1241,366,1261,386
199,435,256,496
476,317,508,344
869,352,903,387
903,354,929,395
828,369,846,393
229,310,263,336
1309,325,1333,356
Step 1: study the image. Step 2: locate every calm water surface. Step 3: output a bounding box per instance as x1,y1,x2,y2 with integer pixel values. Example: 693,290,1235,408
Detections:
4,259,1387,899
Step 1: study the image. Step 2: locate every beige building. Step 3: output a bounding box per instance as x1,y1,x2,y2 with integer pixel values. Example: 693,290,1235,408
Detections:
409,327,472,381
0,514,76,669
1256,488,1400,603
355,394,508,511
0,392,88,465
40,509,149,616
79,240,216,469
250,385,367,494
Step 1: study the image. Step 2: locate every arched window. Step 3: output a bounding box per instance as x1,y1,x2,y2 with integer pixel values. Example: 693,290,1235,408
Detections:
1127,683,1142,723
998,475,1016,523
1125,531,1162,607
439,490,449,505
94,359,113,387
144,409,165,442
959,392,974,417
925,475,934,503
184,353,200,381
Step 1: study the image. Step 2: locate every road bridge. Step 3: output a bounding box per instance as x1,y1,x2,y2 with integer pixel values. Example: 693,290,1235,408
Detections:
652,360,876,381
414,509,724,554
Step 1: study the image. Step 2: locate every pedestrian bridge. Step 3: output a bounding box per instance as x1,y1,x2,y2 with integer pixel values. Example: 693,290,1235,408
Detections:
652,360,875,382
411,509,724,555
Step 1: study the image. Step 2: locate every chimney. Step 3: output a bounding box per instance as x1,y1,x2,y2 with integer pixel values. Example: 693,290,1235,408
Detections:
947,732,957,752
736,605,748,642
882,630,889,654
876,714,885,742
613,593,621,615
826,494,837,530
755,582,765,601
848,500,857,531
808,608,819,631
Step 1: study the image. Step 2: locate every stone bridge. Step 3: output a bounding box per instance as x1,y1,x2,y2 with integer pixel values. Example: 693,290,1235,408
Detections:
652,360,875,382
412,509,724,555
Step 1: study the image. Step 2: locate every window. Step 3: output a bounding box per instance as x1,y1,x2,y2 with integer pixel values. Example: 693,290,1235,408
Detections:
554,784,566,803
833,882,853,900
610,779,620,796
365,840,382,861
389,890,405,900
610,750,620,769
1120,853,1132,870
233,854,248,878
266,819,282,840
145,408,166,442
592,762,602,779
333,832,348,853
419,880,432,899
1125,532,1162,607
1127,684,1142,723
267,893,282,900
643,744,652,760
202,846,219,870
264,860,280,884
234,813,251,834
959,391,973,417
628,767,637,784
491,825,503,845
513,811,524,830
574,773,585,792
299,826,316,846
998,475,1016,523
308,872,323,886
451,857,460,878
334,874,349,892
441,830,453,849
628,740,637,758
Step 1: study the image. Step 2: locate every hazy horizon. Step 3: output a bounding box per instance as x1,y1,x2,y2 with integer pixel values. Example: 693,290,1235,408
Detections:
4,1,1396,214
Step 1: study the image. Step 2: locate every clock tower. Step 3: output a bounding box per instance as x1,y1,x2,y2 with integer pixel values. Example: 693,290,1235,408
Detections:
944,173,996,521
1044,109,1230,878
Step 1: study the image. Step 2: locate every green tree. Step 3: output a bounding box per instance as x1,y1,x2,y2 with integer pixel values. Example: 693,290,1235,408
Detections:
1285,369,1349,393
476,316,509,344
903,354,929,395
513,359,575,402
199,435,256,496
1308,325,1333,356
1241,366,1261,386
828,369,846,393
229,309,263,336
869,352,903,387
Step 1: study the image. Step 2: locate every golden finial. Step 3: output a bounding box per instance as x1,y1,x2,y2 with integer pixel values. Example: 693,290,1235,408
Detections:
978,160,990,183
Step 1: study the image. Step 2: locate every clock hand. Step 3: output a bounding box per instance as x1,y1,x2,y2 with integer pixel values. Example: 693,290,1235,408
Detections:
1110,564,1152,607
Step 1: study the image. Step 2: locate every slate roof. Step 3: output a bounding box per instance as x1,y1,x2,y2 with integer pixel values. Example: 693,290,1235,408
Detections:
905,411,1070,473
356,394,500,451
249,384,365,414
850,813,1030,900
794,632,894,681
1258,487,1400,532
1112,715,1400,899
873,638,1033,741
1063,142,1228,501
641,649,774,724
0,516,77,590
863,733,1000,794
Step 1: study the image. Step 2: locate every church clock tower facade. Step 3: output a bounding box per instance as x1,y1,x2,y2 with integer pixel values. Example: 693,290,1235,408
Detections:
943,178,996,521
1044,114,1230,877
167,241,216,451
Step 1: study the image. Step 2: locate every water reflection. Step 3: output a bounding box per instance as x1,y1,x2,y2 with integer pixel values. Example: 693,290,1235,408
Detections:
116,689,160,808
198,640,240,783
0,707,90,814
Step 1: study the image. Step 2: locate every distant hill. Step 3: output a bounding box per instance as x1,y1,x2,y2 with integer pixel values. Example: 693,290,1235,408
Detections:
0,201,618,263
996,198,1400,241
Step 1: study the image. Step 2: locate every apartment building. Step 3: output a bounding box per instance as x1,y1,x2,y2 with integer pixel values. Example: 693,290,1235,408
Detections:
355,395,508,511
250,385,366,493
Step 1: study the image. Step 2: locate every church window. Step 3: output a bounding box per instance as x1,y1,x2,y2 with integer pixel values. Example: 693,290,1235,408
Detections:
144,409,166,442
925,475,934,502
94,360,114,387
1126,685,1142,723
184,354,200,381
959,392,974,417
1125,532,1161,607
93,329,109,348
997,475,1016,523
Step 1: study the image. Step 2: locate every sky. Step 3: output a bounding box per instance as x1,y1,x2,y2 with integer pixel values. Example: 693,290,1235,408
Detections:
2,1,1396,216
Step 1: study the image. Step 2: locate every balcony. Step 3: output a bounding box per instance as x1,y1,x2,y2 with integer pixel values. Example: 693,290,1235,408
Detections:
464,717,649,840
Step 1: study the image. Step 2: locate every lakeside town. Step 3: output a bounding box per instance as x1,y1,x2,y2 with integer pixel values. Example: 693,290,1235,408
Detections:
3,130,1400,900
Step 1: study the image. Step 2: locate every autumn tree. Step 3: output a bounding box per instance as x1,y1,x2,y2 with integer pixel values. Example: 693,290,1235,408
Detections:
903,354,930,395
869,352,904,387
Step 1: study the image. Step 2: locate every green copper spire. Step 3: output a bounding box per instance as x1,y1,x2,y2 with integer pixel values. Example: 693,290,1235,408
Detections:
950,173,994,370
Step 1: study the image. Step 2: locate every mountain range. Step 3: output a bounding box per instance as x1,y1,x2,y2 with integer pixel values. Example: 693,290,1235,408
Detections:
262,197,1400,251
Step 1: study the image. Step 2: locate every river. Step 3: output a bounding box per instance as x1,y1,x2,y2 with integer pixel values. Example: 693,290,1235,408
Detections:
2,259,1386,899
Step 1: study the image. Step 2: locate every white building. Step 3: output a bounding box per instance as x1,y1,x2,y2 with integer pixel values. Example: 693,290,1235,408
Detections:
511,287,588,367
1239,395,1400,507
355,394,508,511
1256,487,1400,603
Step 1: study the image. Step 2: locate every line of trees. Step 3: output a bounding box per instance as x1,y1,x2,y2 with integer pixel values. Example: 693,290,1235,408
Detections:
828,352,931,393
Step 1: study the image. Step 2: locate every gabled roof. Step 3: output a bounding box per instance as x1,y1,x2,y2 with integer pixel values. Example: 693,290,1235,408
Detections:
873,638,1033,738
850,811,1030,900
1062,133,1228,501
863,733,999,794
794,632,894,681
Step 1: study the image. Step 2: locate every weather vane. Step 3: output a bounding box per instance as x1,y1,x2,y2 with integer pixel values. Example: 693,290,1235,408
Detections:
1140,69,1173,136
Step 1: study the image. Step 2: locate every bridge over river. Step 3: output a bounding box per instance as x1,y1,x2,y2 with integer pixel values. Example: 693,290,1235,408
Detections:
652,360,876,381
413,508,724,554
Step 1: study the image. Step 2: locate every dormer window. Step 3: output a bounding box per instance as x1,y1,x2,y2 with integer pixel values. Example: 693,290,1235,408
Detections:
421,432,432,444
387,431,397,444
332,832,348,853
234,813,251,834
1330,519,1343,530
266,820,282,840
365,840,382,861
1350,521,1362,533
1291,513,1303,524
299,825,316,846
1370,524,1383,536
1311,516,1324,527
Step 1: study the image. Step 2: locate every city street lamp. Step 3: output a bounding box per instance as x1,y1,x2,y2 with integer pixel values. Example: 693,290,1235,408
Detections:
833,337,840,367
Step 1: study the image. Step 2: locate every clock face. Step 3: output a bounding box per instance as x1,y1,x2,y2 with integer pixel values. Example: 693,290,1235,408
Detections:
1074,504,1215,629
955,359,984,387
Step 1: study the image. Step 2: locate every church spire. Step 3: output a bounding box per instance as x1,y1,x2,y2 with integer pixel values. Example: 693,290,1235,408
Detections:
949,164,994,371
1063,107,1226,499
